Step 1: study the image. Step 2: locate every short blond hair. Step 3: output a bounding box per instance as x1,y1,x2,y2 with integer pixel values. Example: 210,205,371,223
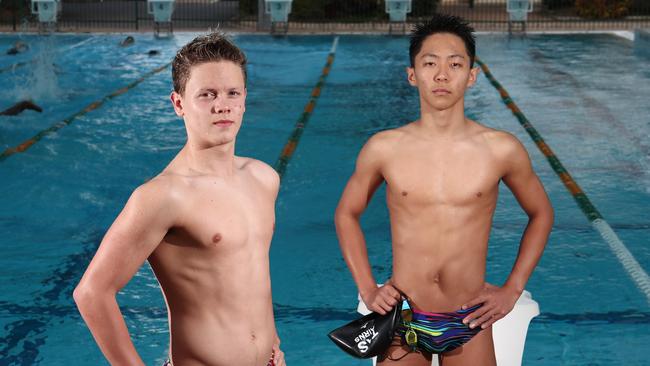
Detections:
172,32,247,95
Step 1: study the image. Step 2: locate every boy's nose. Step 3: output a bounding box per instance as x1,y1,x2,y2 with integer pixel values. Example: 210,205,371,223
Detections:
213,102,231,114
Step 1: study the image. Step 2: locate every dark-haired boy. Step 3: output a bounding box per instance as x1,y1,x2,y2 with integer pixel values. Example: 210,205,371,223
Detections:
74,33,285,366
335,15,553,365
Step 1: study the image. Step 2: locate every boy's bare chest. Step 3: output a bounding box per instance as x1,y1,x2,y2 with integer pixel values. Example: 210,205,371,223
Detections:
383,148,502,206
165,182,274,251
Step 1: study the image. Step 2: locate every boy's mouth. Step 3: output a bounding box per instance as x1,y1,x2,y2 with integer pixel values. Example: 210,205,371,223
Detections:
213,119,234,126
432,88,451,95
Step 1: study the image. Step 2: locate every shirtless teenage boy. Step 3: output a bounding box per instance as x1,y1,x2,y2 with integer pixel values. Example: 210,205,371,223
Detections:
74,33,285,366
335,15,553,365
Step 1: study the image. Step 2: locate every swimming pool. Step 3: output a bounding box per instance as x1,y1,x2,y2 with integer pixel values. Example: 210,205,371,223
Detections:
0,32,649,365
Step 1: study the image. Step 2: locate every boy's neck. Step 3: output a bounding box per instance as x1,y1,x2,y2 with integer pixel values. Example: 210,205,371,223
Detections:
417,99,469,137
181,141,236,177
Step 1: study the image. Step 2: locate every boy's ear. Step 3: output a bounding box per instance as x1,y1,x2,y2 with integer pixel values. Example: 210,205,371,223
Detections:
170,91,184,117
242,87,247,114
406,66,417,87
467,65,481,88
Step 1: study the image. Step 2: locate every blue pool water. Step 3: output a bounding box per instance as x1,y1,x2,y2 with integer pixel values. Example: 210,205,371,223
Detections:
0,33,649,365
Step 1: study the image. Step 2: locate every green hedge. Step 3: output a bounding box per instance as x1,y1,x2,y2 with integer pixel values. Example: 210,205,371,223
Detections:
630,0,650,14
542,0,574,10
411,0,438,18
239,0,256,17
575,0,632,19
542,0,648,17
291,0,381,21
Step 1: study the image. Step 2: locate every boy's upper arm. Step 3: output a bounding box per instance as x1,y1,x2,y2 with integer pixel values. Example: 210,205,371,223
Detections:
338,134,389,216
260,162,281,199
500,134,551,217
248,159,280,200
79,179,176,293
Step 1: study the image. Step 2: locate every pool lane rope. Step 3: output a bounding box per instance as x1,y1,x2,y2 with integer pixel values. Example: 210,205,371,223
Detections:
476,57,650,304
0,62,171,162
274,36,339,178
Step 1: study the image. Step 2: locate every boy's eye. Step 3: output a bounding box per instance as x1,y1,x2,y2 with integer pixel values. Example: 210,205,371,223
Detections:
451,63,463,68
199,92,216,98
424,61,435,66
229,91,241,96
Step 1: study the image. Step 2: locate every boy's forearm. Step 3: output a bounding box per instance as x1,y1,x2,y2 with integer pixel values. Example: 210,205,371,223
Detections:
74,289,145,366
335,212,378,296
504,210,553,294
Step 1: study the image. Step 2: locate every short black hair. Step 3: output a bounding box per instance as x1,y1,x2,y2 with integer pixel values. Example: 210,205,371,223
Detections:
172,32,247,95
409,14,476,68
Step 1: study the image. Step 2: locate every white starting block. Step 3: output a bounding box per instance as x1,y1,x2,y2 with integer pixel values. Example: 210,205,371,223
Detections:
148,0,174,22
30,0,61,24
507,0,533,21
385,0,411,34
507,0,533,33
265,0,292,34
147,0,175,37
385,0,411,22
265,0,292,22
358,289,540,366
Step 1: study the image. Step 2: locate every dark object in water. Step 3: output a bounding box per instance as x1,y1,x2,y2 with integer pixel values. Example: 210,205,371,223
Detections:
148,50,160,56
6,41,29,55
1,100,43,116
120,36,135,47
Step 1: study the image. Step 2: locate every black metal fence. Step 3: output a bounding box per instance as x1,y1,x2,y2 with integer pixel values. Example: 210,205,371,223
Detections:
1,0,649,32
0,0,246,31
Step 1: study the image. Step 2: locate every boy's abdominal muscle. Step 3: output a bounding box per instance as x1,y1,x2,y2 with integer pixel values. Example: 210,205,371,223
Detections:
149,245,275,365
159,277,275,364
391,238,488,312
169,310,275,366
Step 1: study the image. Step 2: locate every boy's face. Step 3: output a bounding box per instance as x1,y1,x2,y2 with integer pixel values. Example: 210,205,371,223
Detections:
407,33,479,112
171,60,246,148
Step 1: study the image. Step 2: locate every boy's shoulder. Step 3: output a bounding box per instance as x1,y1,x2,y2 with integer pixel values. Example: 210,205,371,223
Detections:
239,157,280,191
365,126,409,149
473,123,529,162
470,121,522,147
124,173,183,215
